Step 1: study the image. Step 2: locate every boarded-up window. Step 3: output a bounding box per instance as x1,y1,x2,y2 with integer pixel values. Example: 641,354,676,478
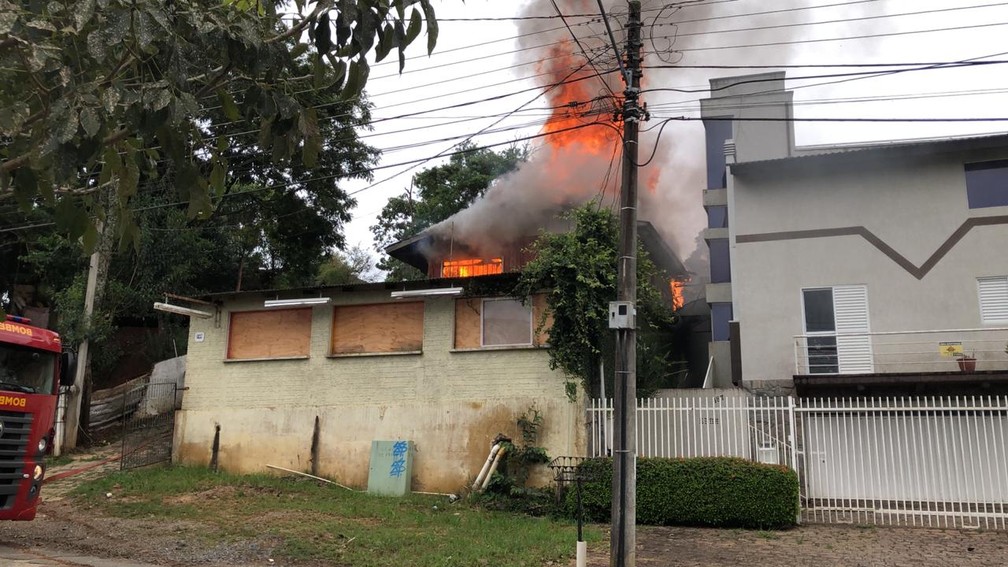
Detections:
454,295,552,349
331,302,424,354
227,308,312,360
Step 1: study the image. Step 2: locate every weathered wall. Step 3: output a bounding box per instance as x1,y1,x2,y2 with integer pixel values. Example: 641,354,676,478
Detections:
730,144,1008,384
175,291,584,493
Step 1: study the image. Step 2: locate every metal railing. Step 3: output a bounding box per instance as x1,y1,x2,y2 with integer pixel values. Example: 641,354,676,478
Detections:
793,327,1008,375
588,395,797,470
587,394,1008,529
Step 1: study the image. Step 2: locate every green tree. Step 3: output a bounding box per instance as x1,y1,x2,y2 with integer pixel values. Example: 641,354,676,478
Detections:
0,0,439,244
316,246,379,285
371,142,529,281
513,203,679,398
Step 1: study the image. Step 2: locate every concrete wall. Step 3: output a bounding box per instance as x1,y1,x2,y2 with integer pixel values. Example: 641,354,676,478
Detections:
729,145,1008,384
175,291,584,493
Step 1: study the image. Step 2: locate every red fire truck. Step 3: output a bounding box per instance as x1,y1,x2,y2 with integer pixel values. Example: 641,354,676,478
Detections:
0,314,75,520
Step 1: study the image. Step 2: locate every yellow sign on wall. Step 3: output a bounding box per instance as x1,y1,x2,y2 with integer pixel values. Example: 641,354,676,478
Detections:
939,341,963,357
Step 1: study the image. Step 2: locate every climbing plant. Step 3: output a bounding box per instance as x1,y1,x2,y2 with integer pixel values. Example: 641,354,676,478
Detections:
514,203,677,398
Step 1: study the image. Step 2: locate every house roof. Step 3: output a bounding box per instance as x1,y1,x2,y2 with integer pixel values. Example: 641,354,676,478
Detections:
386,219,688,277
384,230,437,274
730,131,1008,171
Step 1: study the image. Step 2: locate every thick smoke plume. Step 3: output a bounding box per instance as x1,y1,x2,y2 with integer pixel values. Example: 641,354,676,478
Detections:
430,0,871,290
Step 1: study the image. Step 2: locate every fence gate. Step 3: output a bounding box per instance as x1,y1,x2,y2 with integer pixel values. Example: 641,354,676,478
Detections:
795,396,1008,529
121,382,178,470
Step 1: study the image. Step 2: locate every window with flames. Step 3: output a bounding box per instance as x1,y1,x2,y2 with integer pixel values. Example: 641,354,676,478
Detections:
441,258,504,278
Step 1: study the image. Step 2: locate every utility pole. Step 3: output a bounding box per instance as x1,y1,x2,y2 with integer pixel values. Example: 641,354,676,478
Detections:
611,2,642,567
60,238,99,453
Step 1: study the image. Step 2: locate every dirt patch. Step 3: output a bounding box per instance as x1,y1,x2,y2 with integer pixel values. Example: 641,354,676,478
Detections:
163,485,284,505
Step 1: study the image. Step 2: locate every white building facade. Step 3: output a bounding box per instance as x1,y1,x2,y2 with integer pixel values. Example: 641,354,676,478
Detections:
701,72,1008,394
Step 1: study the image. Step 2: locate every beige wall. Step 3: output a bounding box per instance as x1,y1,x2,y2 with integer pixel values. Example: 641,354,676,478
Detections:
729,146,1008,383
176,291,584,493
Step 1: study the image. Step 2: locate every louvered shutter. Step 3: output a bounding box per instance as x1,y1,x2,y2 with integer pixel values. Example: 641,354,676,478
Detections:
978,276,1008,324
833,285,873,374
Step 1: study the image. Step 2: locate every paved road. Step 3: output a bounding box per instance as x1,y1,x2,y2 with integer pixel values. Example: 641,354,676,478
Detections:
0,545,161,567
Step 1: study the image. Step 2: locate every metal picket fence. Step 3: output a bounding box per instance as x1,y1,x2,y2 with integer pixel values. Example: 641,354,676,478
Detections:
587,394,1008,529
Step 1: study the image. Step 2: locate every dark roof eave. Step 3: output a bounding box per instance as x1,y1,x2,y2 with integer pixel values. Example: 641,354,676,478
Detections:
197,273,520,302
384,231,436,273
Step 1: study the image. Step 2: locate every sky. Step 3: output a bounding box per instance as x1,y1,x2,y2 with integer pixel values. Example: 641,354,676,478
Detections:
340,0,1008,270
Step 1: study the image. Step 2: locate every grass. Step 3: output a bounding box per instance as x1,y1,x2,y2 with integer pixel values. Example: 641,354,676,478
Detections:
72,465,599,567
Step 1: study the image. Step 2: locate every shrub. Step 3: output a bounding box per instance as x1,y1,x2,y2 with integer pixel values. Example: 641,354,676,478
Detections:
564,457,798,529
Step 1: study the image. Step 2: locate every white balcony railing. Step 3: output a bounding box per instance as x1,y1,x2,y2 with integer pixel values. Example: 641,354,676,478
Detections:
793,327,1008,375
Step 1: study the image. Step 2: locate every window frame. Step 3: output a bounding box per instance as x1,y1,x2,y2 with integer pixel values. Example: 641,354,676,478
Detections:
329,301,425,357
800,285,872,375
977,275,1008,324
964,159,1008,209
801,288,839,374
480,298,534,348
225,307,313,362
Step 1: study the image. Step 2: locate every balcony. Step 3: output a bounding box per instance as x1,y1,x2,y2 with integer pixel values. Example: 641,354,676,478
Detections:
792,327,1008,396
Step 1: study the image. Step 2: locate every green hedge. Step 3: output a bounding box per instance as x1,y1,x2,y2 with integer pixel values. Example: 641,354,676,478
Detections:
565,457,798,529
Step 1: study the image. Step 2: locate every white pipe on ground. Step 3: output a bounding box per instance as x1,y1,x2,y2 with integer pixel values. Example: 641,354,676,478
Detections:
576,541,586,567
472,442,501,490
480,445,506,491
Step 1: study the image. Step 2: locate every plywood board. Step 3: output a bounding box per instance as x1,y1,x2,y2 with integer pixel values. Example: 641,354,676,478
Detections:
455,295,554,349
331,302,424,354
454,298,482,349
227,308,312,359
532,293,553,346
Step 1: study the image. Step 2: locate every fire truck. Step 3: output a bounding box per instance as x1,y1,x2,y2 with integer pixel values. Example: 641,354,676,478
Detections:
0,314,75,520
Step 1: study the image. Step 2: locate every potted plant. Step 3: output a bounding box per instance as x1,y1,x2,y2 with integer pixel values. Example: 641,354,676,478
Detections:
956,351,977,373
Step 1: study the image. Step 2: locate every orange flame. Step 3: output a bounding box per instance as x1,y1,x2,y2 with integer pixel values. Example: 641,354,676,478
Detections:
669,278,688,310
539,42,619,154
442,258,504,278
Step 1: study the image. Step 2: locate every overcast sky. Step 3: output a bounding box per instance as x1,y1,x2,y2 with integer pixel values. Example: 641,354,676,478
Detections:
341,0,1008,262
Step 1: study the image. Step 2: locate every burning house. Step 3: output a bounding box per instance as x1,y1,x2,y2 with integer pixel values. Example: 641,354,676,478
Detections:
171,0,720,490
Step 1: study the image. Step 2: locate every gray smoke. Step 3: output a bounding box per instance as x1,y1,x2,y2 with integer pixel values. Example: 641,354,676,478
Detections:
431,0,873,285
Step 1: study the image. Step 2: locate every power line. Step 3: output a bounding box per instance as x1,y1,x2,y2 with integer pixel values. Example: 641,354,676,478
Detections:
669,20,1008,53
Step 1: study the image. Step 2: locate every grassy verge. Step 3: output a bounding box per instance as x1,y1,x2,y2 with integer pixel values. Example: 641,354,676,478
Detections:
72,465,598,567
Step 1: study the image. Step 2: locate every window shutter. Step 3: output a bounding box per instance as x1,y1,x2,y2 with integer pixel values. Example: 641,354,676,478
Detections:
833,285,873,373
978,276,1008,324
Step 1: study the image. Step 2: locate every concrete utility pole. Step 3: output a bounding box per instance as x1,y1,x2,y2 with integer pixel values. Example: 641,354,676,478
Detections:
611,2,642,566
60,239,99,453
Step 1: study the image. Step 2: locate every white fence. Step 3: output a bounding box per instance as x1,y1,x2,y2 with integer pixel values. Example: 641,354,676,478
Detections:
587,394,1008,529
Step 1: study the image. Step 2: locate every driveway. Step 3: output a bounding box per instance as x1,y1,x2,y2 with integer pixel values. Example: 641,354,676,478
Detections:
582,523,1008,566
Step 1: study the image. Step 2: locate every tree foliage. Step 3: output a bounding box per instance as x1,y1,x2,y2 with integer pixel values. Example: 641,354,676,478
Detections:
514,204,679,397
371,141,529,281
316,245,379,285
0,0,439,247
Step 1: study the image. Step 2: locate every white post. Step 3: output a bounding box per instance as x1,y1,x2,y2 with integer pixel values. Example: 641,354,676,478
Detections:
788,396,800,524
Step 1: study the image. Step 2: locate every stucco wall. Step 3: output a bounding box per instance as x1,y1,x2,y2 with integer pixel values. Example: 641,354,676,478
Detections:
175,291,584,493
729,145,1008,383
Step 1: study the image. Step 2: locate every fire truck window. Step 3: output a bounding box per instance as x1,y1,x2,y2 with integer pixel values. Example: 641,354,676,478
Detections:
482,299,532,347
0,344,56,394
